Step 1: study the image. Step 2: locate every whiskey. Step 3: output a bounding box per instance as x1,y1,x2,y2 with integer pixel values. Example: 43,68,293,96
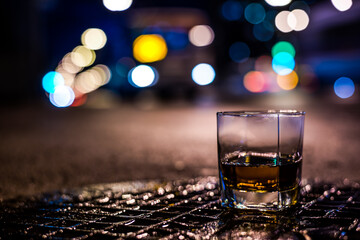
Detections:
220,151,302,193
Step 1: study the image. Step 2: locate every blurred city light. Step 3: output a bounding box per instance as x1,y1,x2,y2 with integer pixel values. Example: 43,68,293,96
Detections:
75,71,101,94
133,34,168,63
42,71,65,93
191,63,215,86
244,3,266,25
255,55,273,72
288,9,309,31
55,67,75,87
59,53,83,74
243,71,266,93
265,0,292,7
271,41,296,57
272,52,295,75
71,46,96,67
188,25,215,47
221,0,242,21
81,28,107,50
164,29,188,50
334,77,355,99
90,64,112,86
229,42,250,63
253,21,274,42
331,0,352,12
103,0,133,11
277,71,299,90
129,65,157,88
275,11,293,33
49,85,75,108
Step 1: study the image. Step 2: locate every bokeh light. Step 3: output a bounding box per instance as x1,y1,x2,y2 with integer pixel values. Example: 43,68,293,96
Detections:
191,63,216,86
59,53,83,74
253,21,274,42
90,64,112,86
331,0,352,12
244,3,266,25
334,77,355,99
277,71,299,90
75,71,101,94
42,71,65,93
271,41,296,58
133,34,168,63
55,67,75,87
275,11,293,33
188,25,215,47
164,30,188,50
49,85,75,108
129,65,157,88
103,0,132,11
243,71,267,93
71,46,96,67
255,55,273,72
265,0,292,7
272,52,295,75
221,0,243,21
81,28,107,50
229,42,250,63
288,9,309,31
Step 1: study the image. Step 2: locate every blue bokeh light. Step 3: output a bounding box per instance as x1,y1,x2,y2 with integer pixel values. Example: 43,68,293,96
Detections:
229,42,250,63
42,71,65,93
253,21,274,42
221,0,243,21
191,63,216,86
165,30,188,50
334,77,355,99
272,52,295,75
244,3,266,24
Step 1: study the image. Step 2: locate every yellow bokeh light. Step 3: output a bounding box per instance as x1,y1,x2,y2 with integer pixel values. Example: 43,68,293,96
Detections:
71,46,96,67
81,28,107,50
133,34,168,63
277,71,298,90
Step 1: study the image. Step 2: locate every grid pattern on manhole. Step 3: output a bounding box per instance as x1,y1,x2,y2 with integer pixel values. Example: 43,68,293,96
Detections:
1,177,360,239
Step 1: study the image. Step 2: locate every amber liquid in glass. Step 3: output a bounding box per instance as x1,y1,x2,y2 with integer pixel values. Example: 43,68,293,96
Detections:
220,152,302,193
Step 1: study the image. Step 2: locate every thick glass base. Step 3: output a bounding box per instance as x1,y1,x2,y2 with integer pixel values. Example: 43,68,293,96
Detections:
221,186,299,211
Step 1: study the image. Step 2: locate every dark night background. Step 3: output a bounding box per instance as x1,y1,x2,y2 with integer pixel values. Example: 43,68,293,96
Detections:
1,0,360,200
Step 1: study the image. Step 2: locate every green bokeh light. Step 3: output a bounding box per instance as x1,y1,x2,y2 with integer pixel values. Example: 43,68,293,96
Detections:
271,41,296,58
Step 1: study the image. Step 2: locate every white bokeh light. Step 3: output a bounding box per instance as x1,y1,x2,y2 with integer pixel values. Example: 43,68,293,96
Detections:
331,0,352,11
275,11,293,33
49,85,75,108
103,0,133,11
288,9,309,31
191,63,216,86
130,65,156,88
265,0,292,7
189,25,215,47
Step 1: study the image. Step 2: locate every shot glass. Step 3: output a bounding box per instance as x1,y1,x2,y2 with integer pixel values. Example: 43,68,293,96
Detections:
217,110,305,211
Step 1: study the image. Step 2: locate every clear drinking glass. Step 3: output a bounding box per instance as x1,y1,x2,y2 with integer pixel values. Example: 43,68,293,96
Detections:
217,110,305,211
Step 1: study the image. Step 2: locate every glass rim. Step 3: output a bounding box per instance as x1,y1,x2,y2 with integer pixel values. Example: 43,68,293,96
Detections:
217,110,305,116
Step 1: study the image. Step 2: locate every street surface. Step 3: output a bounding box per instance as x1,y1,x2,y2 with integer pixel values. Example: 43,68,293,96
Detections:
1,91,360,199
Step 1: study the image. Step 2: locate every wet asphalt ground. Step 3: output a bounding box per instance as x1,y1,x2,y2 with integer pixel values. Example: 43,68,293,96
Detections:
1,91,360,200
